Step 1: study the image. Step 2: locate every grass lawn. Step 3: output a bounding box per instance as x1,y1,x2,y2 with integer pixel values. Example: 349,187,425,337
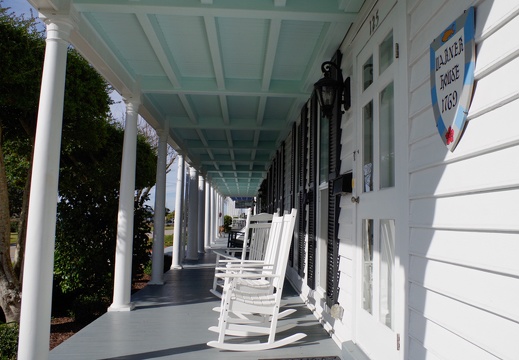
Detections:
10,232,17,245
164,234,173,247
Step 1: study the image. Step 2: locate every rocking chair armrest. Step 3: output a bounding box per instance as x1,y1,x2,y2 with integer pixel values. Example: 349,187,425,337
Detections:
215,265,274,273
215,272,280,279
213,248,244,256
218,259,261,264
216,263,275,271
223,261,274,267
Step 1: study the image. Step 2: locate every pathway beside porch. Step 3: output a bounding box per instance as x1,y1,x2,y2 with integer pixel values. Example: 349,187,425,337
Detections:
49,239,347,360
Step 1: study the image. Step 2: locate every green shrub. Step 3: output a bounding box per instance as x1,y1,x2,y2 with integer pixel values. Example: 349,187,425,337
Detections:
223,215,232,233
0,322,19,360
68,293,109,324
9,220,17,233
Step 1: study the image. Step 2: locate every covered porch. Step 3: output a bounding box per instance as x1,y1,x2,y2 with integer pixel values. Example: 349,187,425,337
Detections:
48,243,354,360
19,0,367,358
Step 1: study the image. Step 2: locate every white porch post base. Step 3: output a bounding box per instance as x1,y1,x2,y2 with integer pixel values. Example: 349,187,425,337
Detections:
107,303,135,312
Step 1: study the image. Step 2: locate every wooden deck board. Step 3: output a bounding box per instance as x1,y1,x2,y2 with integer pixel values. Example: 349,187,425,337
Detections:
49,250,345,360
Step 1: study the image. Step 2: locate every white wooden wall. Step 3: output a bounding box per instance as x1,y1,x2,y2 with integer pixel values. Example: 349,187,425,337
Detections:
407,0,519,359
282,1,519,358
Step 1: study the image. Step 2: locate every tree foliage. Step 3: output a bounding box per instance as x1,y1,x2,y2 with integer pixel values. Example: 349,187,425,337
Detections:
0,3,157,324
54,125,156,310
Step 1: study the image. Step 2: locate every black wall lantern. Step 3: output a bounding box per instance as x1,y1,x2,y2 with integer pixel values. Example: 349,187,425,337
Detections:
314,61,351,119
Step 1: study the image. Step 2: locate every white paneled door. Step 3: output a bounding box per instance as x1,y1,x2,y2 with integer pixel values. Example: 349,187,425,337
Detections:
353,3,405,360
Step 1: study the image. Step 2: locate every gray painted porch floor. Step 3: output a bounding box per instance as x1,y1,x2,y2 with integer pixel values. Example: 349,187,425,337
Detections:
49,241,346,360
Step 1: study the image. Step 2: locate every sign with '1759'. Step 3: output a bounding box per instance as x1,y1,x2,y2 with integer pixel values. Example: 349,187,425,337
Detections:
430,7,475,152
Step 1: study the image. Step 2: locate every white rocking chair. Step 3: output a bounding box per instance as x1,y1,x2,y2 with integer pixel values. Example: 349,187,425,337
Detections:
210,209,273,298
207,209,306,351
211,211,296,324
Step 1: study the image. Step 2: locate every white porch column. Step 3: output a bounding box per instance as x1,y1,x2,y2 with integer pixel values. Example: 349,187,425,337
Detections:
213,189,218,241
171,154,184,269
216,193,222,236
197,176,205,253
180,162,188,261
18,16,73,360
210,188,215,242
204,182,211,248
186,167,198,260
149,124,168,285
108,98,139,312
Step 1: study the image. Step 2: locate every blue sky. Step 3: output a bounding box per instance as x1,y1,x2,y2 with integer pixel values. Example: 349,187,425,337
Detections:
3,0,179,211
3,0,39,24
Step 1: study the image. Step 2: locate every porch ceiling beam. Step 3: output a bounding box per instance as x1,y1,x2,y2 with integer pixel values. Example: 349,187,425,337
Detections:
164,117,286,131
183,141,276,151
256,97,267,127
204,15,226,90
203,161,268,168
73,2,358,23
220,95,230,125
261,19,281,92
140,78,310,98
177,93,198,124
135,13,180,89
208,174,263,180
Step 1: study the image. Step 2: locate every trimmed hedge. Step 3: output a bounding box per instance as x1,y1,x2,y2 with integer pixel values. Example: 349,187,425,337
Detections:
0,322,18,360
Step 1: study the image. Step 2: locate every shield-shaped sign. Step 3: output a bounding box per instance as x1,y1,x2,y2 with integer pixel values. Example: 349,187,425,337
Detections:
430,7,475,152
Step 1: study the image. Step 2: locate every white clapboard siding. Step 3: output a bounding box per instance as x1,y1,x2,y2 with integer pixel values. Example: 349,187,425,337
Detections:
410,256,519,321
409,107,435,145
409,310,502,360
476,0,519,40
410,189,519,231
409,51,429,94
410,99,519,172
474,10,519,78
410,228,519,277
340,117,355,174
407,0,519,359
408,337,443,360
470,55,519,118
409,144,519,198
409,284,519,359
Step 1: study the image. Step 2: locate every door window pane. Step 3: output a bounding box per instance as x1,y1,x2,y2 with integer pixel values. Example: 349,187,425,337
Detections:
363,56,374,91
363,102,374,192
379,219,395,329
379,31,393,75
362,219,374,314
379,82,394,189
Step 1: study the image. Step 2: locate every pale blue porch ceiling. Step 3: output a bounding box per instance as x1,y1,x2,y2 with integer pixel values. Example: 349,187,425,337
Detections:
30,0,365,197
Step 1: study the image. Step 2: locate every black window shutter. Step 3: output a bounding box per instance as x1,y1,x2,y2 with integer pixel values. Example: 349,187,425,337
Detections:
289,123,296,266
297,104,308,277
278,143,285,214
267,165,273,214
326,51,343,308
306,93,318,289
